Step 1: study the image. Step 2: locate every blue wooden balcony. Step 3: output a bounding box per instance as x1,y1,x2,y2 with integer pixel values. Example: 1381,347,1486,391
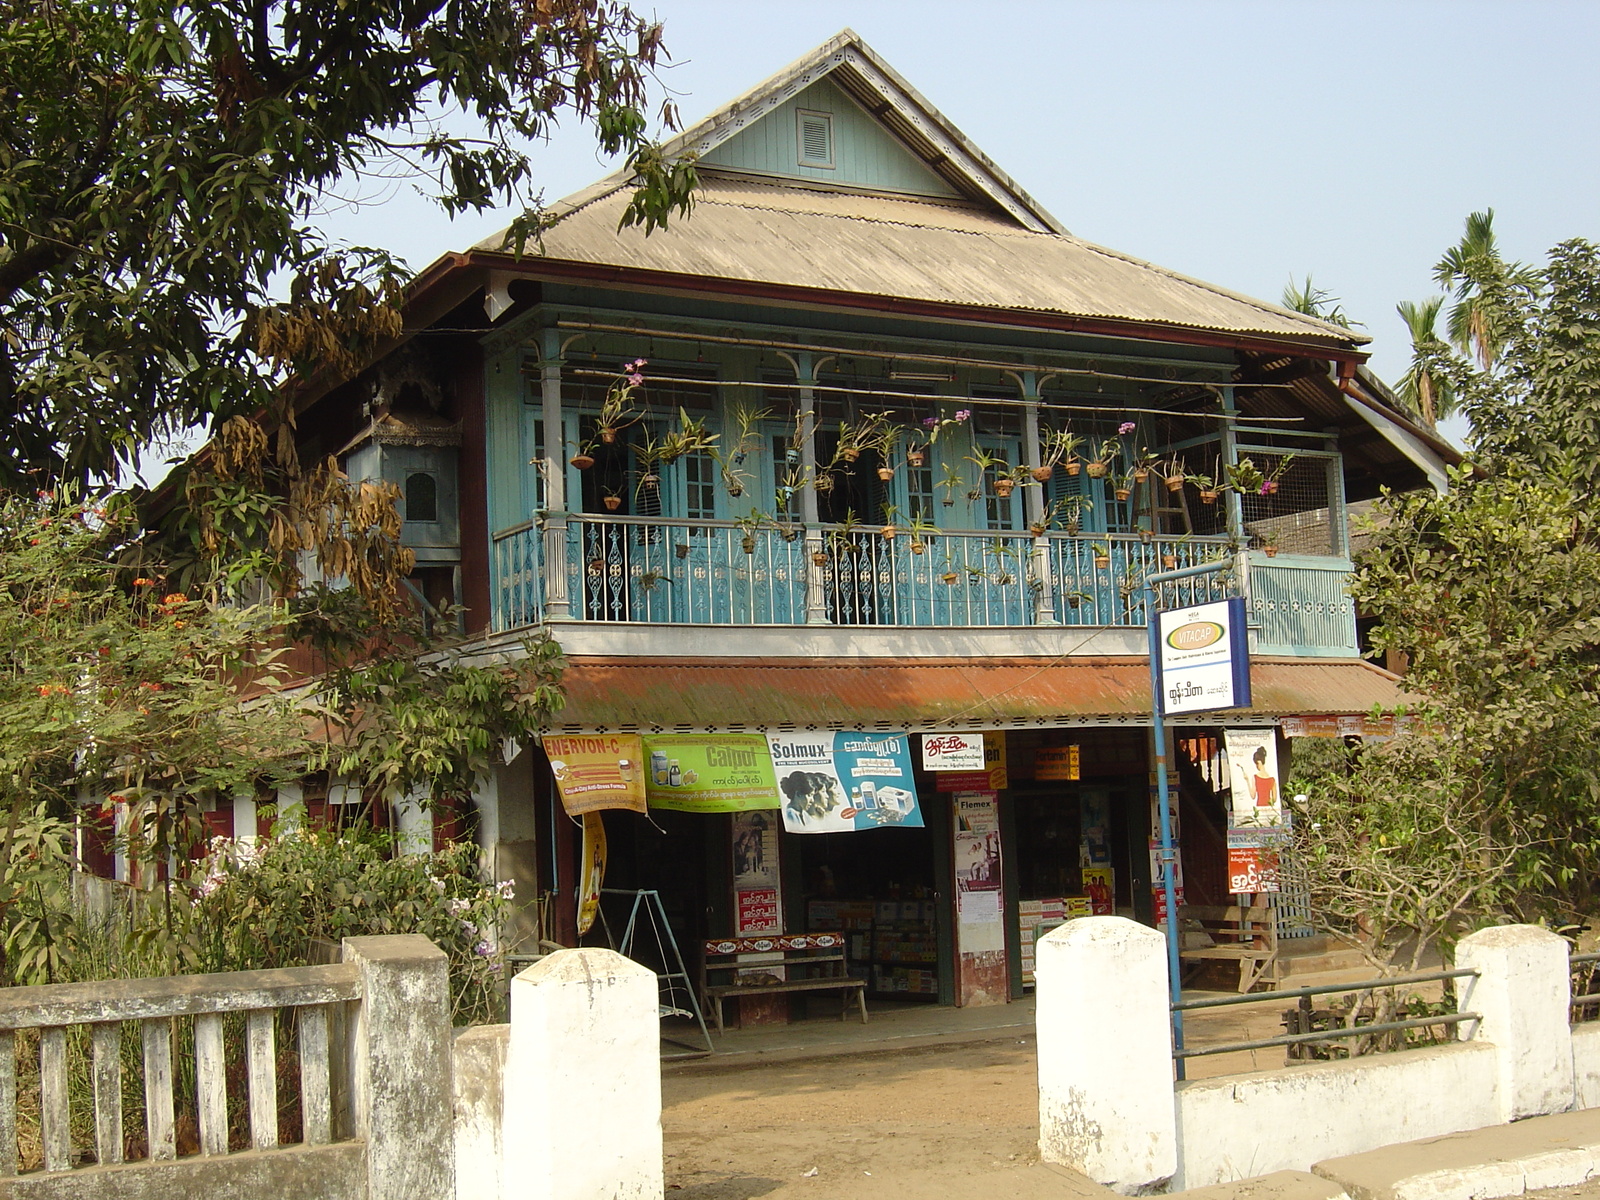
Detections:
489,516,1361,655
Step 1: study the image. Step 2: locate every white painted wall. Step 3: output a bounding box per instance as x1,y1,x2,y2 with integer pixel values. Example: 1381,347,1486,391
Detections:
395,789,433,856
1573,1024,1600,1110
503,948,663,1200
1457,924,1575,1121
1176,1042,1500,1187
1035,917,1176,1194
453,1025,509,1200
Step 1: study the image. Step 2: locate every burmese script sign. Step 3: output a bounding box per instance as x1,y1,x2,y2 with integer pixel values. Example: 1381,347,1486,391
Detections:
1155,597,1251,715
920,732,986,771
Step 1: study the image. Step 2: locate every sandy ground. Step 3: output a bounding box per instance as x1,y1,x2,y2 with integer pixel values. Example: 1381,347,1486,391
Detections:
662,1035,1051,1200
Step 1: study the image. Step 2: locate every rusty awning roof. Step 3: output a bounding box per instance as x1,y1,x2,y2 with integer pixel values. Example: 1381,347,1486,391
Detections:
540,656,1414,735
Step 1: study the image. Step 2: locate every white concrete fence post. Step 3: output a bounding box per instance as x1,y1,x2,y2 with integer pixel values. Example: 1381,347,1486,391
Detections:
345,934,456,1200
1035,916,1176,1194
1455,923,1575,1121
503,948,664,1200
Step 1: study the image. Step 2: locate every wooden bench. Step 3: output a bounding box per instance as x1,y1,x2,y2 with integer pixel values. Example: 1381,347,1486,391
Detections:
1177,904,1280,993
699,933,868,1033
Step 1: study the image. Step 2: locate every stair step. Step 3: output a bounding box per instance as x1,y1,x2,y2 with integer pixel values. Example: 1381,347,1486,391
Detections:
1276,949,1370,977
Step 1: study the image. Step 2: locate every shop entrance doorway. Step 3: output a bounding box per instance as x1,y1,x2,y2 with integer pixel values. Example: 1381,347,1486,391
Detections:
793,824,948,1004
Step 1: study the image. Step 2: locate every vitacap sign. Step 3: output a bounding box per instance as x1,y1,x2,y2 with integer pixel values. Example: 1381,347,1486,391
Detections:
1155,597,1251,715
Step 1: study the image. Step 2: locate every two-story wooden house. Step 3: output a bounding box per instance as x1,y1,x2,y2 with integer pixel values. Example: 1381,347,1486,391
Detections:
279,30,1454,1011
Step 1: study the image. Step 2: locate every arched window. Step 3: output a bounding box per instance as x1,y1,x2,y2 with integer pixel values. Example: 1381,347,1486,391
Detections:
405,472,438,522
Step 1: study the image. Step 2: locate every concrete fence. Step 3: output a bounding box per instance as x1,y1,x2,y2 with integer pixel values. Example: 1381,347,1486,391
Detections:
1035,917,1598,1194
0,939,661,1200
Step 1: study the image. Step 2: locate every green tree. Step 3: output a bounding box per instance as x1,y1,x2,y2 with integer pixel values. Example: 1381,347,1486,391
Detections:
1298,225,1600,958
0,0,696,489
1394,296,1456,427
1282,273,1358,329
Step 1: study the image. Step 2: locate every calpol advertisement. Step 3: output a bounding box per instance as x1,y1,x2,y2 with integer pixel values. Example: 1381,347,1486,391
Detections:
642,735,780,813
769,732,922,833
544,733,647,816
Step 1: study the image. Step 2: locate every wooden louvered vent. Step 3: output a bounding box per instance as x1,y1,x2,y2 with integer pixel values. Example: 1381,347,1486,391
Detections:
797,109,834,168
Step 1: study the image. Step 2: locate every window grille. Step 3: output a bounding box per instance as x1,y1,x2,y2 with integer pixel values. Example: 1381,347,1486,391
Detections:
1239,451,1339,556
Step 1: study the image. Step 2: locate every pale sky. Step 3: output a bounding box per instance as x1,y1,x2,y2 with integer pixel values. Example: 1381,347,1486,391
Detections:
312,0,1600,451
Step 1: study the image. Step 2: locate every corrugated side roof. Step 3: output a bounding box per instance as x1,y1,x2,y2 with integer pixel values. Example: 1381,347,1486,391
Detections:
541,656,1413,734
476,174,1364,347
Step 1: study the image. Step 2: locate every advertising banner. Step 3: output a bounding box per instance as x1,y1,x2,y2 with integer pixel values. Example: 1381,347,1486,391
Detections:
935,732,1008,792
544,733,647,816
1224,728,1284,828
1226,828,1285,893
1082,866,1114,915
642,735,780,813
1156,597,1251,715
735,887,781,934
577,812,607,936
920,732,986,771
769,732,923,833
1035,744,1080,781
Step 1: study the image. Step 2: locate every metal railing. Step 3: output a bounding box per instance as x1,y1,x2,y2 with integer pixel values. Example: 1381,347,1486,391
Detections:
1571,951,1600,1023
1172,967,1480,1062
491,513,1249,632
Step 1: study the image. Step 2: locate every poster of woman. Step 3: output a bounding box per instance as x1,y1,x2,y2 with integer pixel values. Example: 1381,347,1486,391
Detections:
1224,728,1284,828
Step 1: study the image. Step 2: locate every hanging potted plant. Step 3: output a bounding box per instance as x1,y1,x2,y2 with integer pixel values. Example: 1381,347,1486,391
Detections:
595,359,647,444
906,443,927,467
1132,448,1158,485
570,451,596,471
1085,434,1121,479
1260,535,1280,558
674,542,691,559
1090,542,1112,570
602,490,623,511
880,502,901,540
1164,458,1187,493
811,547,829,567
1034,425,1082,484
1186,468,1220,505
908,516,937,555
939,462,965,507
1112,474,1134,502
734,508,770,556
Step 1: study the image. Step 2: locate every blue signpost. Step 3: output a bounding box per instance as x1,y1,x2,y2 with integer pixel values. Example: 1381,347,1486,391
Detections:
1145,573,1250,1080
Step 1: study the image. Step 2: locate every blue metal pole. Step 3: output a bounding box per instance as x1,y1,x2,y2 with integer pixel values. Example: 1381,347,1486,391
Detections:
1145,559,1227,1081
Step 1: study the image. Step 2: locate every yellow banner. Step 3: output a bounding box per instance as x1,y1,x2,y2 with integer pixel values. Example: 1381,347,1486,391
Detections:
546,734,647,816
577,812,607,936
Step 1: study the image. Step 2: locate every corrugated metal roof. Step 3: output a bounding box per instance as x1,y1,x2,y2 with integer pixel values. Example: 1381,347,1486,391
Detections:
477,174,1364,346
541,656,1412,734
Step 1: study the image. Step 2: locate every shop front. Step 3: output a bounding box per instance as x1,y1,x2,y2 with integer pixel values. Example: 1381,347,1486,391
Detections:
518,655,1415,1026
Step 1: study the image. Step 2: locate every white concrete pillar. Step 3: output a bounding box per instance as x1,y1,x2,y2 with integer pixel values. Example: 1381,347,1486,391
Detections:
504,948,662,1200
275,782,305,832
1036,916,1176,1194
231,792,258,843
345,934,455,1200
1456,923,1575,1120
396,789,433,855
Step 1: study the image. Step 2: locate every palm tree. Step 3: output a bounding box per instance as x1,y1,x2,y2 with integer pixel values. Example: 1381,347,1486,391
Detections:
1282,274,1357,328
1394,297,1455,428
1432,209,1537,369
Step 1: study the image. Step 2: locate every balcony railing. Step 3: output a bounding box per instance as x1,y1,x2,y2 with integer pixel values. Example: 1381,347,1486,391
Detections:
492,515,1260,632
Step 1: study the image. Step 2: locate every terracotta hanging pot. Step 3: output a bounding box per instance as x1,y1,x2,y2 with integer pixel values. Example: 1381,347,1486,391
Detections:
726,483,744,497
641,473,660,489
841,447,861,463
741,534,756,554
1031,465,1054,483
602,494,622,511
1133,468,1150,484
1065,459,1082,477
570,454,595,470
910,539,927,555
1114,486,1132,501
1165,474,1185,493
1162,553,1179,570
994,478,1016,498
1264,545,1279,558
1093,554,1111,569
599,427,618,445
1086,461,1108,479
877,466,895,482
1200,489,1219,505
941,571,959,585
675,543,691,559
906,449,926,467
881,525,898,540
811,550,829,567
1029,524,1047,538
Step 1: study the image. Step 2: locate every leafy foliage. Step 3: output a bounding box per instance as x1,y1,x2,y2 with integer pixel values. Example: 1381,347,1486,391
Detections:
1297,221,1600,959
0,0,696,488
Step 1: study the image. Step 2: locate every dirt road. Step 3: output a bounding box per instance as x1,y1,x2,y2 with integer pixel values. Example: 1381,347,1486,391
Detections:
662,1035,1050,1200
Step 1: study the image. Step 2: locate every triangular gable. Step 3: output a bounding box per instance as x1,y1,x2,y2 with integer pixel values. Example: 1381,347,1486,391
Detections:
700,76,961,200
658,30,1065,234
